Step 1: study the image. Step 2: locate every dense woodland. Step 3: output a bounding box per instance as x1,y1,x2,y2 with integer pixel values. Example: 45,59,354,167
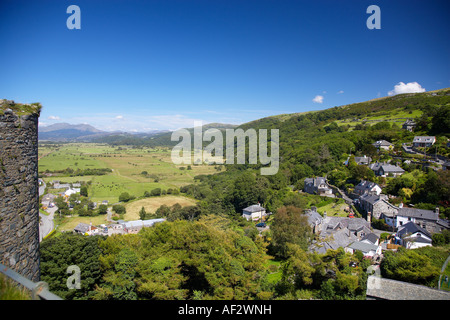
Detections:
41,90,450,299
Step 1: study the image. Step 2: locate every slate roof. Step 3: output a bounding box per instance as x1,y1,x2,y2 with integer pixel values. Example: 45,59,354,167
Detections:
413,136,436,143
372,140,393,147
380,164,405,173
74,223,90,233
397,207,438,221
397,221,432,239
354,180,380,193
359,194,381,205
305,208,323,226
366,276,450,300
243,204,266,213
347,241,379,253
361,232,379,245
355,156,372,164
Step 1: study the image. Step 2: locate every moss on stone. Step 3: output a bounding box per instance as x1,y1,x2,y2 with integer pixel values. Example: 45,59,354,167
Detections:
0,99,41,116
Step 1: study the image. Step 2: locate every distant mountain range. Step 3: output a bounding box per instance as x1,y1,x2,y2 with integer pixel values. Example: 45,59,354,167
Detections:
38,122,237,142
38,122,170,142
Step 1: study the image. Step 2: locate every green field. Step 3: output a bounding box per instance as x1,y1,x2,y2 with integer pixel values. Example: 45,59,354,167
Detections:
336,109,423,129
39,143,219,203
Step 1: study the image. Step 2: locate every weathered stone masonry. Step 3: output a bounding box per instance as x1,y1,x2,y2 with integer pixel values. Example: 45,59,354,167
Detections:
0,100,40,282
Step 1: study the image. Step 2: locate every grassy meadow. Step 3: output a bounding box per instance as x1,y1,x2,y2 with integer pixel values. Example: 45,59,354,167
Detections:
123,195,197,220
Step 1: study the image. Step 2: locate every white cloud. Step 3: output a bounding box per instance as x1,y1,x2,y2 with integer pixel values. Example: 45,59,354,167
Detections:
115,115,124,119
312,95,324,103
337,90,344,94
388,82,426,96
48,115,60,120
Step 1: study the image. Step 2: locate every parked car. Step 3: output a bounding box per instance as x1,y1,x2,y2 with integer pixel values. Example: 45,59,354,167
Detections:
256,222,266,228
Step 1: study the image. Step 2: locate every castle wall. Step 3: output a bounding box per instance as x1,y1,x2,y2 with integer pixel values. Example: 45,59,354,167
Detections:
0,108,40,282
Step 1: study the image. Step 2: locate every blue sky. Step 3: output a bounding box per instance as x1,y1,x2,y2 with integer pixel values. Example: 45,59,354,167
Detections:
1,0,449,131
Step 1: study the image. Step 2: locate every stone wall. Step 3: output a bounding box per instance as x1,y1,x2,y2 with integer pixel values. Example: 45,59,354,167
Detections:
0,105,40,282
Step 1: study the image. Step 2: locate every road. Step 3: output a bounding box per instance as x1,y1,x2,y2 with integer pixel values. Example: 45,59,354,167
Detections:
38,179,46,196
38,179,57,241
39,206,57,242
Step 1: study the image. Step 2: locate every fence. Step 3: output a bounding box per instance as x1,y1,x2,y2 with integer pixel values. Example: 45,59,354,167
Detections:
0,263,62,300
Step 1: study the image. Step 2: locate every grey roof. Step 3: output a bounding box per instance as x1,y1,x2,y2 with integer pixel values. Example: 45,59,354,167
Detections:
305,209,323,226
366,276,450,300
243,204,265,213
361,232,379,245
403,119,416,125
373,140,393,147
413,136,435,143
122,218,166,229
355,156,371,164
397,221,432,239
354,180,380,193
398,207,438,221
369,162,404,173
359,194,381,205
380,164,405,173
347,241,379,253
74,223,90,233
304,177,328,187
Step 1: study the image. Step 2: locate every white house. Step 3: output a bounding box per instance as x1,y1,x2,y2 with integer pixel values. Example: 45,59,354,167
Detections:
121,218,165,234
397,222,432,249
354,180,382,196
73,222,99,236
412,136,436,148
345,241,382,257
242,204,266,221
64,188,80,197
372,140,393,151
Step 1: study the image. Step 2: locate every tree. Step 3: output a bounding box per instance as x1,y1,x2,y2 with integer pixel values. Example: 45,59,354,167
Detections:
40,233,104,300
112,204,126,214
94,218,269,300
139,206,146,220
380,248,440,286
80,186,88,197
98,204,108,215
270,206,312,258
119,192,135,202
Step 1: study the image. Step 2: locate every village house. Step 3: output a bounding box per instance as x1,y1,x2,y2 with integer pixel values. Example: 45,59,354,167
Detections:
412,136,436,148
357,196,449,234
353,180,382,197
242,204,267,221
402,119,416,132
357,194,398,220
308,214,372,254
345,240,382,258
354,155,372,165
121,218,165,234
73,223,99,236
305,207,323,234
303,177,333,197
396,206,448,234
396,222,433,249
372,140,394,151
369,162,405,177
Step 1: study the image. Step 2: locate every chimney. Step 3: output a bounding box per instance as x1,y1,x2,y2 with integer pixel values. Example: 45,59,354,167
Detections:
399,202,403,208
435,207,440,215
323,211,327,219
367,211,371,224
